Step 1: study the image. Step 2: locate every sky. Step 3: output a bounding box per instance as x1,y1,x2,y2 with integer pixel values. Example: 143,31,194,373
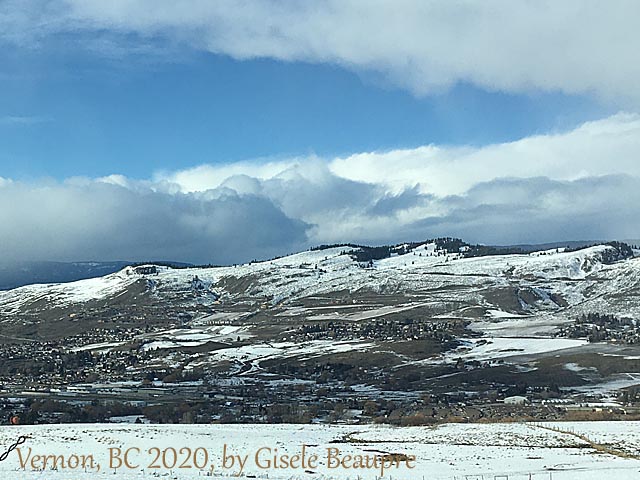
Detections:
0,0,639,264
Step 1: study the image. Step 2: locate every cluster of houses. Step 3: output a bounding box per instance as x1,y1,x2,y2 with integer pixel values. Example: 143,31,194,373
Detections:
289,318,465,345
556,312,640,343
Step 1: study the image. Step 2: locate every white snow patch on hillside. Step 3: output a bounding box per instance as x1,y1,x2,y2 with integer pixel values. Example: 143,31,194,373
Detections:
448,337,587,362
431,245,613,279
487,309,530,319
571,373,640,395
188,340,373,371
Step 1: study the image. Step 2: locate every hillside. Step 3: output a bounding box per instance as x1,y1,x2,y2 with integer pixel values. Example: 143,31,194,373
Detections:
1,240,640,425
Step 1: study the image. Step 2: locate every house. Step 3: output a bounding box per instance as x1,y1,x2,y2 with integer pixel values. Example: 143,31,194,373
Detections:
504,396,529,405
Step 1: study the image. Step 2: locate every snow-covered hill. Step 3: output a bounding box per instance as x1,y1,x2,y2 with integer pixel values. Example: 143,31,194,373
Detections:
2,242,638,321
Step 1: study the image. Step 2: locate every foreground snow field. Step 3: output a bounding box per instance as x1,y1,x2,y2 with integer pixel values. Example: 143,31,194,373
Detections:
1,422,640,479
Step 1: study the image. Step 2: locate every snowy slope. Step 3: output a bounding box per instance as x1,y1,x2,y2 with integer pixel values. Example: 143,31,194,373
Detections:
0,268,141,316
1,422,640,479
2,243,639,328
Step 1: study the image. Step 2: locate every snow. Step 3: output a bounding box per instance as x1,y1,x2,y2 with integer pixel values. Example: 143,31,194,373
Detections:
486,309,531,319
564,362,594,372
71,341,126,352
469,316,567,337
190,340,373,371
1,422,640,479
0,268,140,314
2,243,640,385
141,340,199,351
447,337,587,362
2,243,637,326
431,245,613,280
570,373,640,394
306,301,428,321
130,326,251,353
107,415,148,424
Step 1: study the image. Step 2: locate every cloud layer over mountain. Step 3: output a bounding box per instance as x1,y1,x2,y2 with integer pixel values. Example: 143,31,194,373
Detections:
1,113,639,264
0,2,638,263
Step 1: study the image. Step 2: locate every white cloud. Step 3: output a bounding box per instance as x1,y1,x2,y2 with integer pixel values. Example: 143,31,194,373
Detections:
162,113,640,197
154,113,640,248
331,112,640,196
0,181,308,264
0,113,639,263
1,3,638,263
3,0,638,102
0,115,51,125
153,159,302,193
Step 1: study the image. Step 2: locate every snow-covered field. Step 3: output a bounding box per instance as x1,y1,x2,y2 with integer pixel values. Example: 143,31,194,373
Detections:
447,337,588,362
1,422,639,479
188,339,374,373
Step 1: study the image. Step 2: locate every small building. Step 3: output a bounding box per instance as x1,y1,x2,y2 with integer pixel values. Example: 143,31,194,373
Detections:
504,395,529,405
134,265,158,275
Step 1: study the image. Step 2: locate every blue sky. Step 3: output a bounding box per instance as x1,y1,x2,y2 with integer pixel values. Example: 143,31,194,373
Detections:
0,47,610,181
0,1,639,264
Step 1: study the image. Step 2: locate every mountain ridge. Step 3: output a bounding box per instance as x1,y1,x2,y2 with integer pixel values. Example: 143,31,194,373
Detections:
1,237,635,291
